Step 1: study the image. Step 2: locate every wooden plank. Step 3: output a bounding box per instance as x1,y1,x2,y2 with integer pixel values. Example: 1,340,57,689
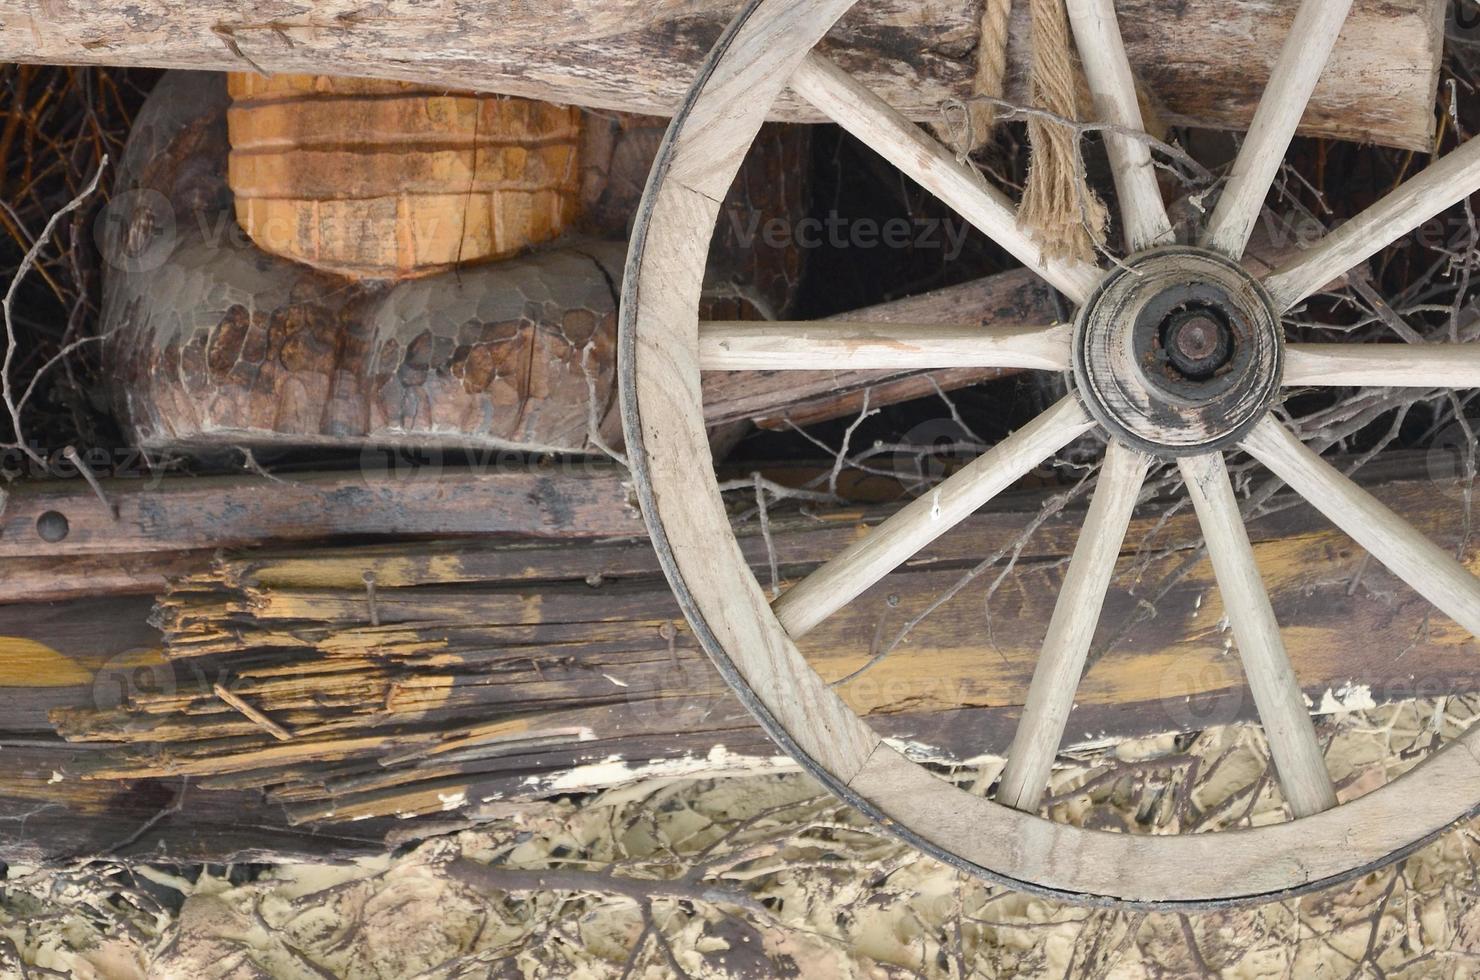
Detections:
0,466,644,559
18,467,1475,838
0,742,404,864
0,595,161,733
0,473,1462,864
747,365,1014,430
0,462,955,603
0,552,215,604
0,0,1441,150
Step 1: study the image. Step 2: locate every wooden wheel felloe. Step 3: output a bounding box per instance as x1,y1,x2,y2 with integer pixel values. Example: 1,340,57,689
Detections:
619,0,1480,907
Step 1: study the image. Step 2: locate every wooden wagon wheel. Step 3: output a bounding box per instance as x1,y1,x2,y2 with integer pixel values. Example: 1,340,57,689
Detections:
619,0,1480,907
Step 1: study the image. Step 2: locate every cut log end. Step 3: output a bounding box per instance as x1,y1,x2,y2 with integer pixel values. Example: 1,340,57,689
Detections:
226,73,585,279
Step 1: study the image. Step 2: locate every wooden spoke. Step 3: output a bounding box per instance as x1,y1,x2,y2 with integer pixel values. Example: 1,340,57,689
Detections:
697,321,1071,371
1201,0,1354,259
996,441,1150,811
1065,0,1172,252
1179,452,1337,817
1263,136,1480,311
788,53,1103,305
772,397,1095,639
619,0,1480,908
1242,418,1480,637
1285,344,1480,388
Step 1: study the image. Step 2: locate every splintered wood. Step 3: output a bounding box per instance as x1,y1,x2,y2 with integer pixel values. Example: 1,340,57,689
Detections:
47,469,1479,829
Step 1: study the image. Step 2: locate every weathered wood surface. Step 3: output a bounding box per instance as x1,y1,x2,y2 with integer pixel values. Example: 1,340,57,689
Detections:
0,0,1442,150
1201,0,1357,259
226,73,585,277
5,465,1469,847
1,551,217,605
700,269,1059,428
0,743,412,865
0,463,906,604
0,468,644,559
104,72,808,456
0,233,1415,601
105,67,1042,452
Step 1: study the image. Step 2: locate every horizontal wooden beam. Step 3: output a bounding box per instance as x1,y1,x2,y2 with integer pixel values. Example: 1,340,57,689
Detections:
0,0,1442,150
0,741,405,865
6,464,1469,849
0,466,644,561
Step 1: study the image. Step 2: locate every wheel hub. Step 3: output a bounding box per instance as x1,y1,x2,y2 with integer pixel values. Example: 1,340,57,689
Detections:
1161,307,1232,379
1072,246,1283,456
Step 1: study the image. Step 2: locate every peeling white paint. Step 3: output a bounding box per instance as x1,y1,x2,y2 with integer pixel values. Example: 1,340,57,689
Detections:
437,790,467,811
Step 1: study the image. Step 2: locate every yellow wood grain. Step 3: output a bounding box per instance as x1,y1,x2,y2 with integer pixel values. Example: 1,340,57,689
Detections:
226,73,583,279
0,638,95,688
